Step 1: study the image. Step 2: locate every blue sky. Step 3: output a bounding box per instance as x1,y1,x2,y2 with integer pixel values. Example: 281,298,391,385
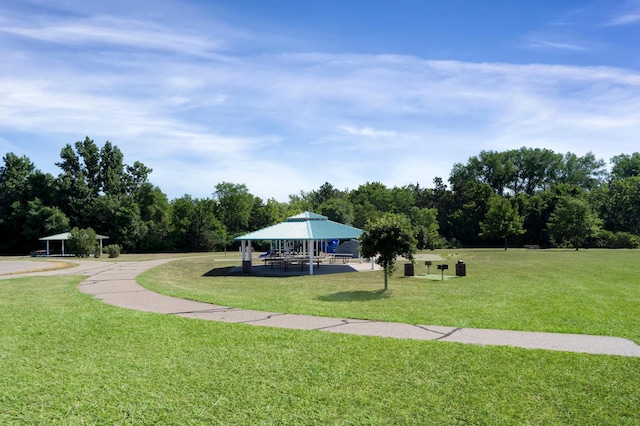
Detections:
1,0,639,201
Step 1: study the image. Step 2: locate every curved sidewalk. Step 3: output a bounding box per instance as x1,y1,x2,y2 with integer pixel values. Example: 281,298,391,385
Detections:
6,258,640,357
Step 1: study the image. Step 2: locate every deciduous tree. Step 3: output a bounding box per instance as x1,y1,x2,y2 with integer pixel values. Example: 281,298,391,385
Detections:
479,195,525,250
547,196,602,250
360,213,417,290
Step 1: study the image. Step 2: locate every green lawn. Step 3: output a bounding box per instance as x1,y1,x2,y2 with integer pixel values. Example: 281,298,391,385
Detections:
1,272,639,424
139,249,640,344
3,249,640,424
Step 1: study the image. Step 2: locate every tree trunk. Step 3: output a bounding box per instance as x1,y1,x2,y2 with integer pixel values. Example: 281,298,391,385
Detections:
384,268,388,290
504,236,508,250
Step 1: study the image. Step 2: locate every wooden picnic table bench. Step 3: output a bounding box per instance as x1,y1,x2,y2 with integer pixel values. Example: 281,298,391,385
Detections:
328,253,353,264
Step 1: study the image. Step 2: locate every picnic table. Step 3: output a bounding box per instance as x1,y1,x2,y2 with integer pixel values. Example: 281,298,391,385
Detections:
262,254,323,271
328,253,353,264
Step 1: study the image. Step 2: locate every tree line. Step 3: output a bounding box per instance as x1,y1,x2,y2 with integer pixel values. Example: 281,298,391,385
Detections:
1,139,639,255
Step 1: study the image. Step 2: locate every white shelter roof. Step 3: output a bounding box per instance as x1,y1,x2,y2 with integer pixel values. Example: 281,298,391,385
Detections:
39,232,109,241
235,211,362,241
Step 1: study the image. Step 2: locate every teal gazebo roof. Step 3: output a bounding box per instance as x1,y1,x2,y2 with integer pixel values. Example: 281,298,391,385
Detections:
235,212,362,241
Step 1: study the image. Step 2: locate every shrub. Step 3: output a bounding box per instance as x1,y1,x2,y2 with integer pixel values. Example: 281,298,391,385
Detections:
104,244,122,258
590,230,640,248
68,227,97,258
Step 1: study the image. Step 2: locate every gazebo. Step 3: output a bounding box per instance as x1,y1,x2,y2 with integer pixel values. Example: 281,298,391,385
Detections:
234,212,363,275
38,232,109,256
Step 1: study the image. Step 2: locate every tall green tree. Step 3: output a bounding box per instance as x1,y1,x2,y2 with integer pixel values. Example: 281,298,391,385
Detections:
0,153,58,253
135,183,171,251
213,182,255,235
547,196,602,250
602,177,640,235
319,198,354,225
409,207,439,249
22,199,70,248
559,152,606,191
479,195,525,250
170,196,227,251
360,213,417,290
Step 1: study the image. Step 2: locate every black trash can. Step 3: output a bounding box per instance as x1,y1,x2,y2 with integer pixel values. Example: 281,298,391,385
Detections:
242,260,252,273
404,263,415,277
455,260,466,277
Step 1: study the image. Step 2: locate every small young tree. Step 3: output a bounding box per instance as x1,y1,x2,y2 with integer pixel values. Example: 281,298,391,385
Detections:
360,213,417,290
547,196,602,250
68,227,97,257
479,195,525,250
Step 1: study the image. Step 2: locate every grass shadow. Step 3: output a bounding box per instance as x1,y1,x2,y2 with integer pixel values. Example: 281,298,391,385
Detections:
202,267,301,278
316,289,390,302
202,267,236,277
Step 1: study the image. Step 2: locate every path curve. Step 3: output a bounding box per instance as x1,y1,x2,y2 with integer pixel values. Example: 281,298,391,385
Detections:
5,258,640,357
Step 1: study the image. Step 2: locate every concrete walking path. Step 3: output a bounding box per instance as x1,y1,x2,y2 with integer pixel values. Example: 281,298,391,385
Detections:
4,258,640,357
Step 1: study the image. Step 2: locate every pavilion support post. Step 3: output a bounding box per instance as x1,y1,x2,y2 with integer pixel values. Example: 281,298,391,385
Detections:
308,239,314,276
46,240,50,256
241,240,253,273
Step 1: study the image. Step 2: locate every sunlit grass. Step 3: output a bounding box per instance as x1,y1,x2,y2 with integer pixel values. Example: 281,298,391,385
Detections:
139,249,640,343
1,274,638,424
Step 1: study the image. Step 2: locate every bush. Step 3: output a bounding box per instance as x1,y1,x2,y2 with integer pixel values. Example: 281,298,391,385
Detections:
104,244,122,258
68,227,97,258
590,230,640,248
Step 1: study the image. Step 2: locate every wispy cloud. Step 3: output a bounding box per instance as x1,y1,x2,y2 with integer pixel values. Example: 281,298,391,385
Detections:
1,3,640,200
606,0,640,25
526,38,588,51
0,15,222,55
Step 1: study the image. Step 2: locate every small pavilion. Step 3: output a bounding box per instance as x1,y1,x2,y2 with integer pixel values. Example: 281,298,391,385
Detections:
234,211,363,275
38,232,109,256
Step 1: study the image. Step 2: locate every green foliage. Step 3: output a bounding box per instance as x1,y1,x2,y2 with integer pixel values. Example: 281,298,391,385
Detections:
547,196,602,250
170,196,227,251
610,152,640,180
480,195,525,249
213,182,255,235
603,176,640,235
590,230,640,249
104,244,122,258
360,213,417,289
67,227,98,257
22,199,69,247
409,206,439,249
318,197,354,225
3,142,640,254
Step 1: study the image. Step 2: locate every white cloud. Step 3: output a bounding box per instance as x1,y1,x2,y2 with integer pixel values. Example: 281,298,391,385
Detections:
1,5,640,201
526,38,588,51
1,15,222,55
606,0,640,25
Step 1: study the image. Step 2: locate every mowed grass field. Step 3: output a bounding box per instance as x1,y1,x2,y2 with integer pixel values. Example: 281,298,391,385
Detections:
1,249,639,424
140,249,640,343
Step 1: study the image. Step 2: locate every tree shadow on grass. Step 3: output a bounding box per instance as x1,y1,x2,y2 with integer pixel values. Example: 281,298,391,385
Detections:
316,289,389,302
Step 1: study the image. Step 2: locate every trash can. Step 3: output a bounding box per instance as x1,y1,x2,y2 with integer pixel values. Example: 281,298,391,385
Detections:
404,263,415,277
242,260,252,273
455,260,466,277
